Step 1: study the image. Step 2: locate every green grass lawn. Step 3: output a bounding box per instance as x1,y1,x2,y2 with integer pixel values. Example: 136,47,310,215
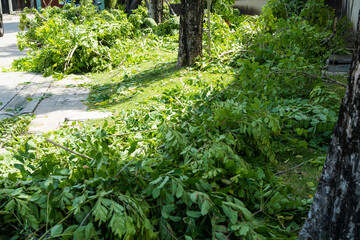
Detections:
87,50,234,113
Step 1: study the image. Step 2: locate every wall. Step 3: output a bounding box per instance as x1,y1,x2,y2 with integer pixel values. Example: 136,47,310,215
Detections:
325,0,343,17
343,0,360,31
232,0,269,15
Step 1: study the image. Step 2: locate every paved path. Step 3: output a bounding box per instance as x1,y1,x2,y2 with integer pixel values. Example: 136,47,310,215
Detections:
0,15,27,69
0,14,110,135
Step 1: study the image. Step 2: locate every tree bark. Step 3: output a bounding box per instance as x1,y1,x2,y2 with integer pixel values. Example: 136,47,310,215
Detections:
177,0,204,67
149,0,163,23
299,11,360,240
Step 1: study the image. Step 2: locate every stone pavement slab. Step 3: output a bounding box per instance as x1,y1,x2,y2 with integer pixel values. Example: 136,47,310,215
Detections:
26,77,90,133
0,72,41,119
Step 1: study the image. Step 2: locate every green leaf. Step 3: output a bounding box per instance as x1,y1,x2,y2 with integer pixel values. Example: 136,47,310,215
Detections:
150,176,163,185
239,223,250,236
57,168,70,175
63,225,78,237
128,141,138,154
158,176,169,189
201,200,211,215
25,214,39,229
176,184,184,198
222,205,238,224
152,187,161,199
51,224,63,237
169,216,181,222
85,222,97,239
5,200,15,211
109,212,126,237
92,198,109,223
171,179,177,195
6,188,23,197
186,210,202,218
111,200,124,213
190,192,198,203
163,204,176,213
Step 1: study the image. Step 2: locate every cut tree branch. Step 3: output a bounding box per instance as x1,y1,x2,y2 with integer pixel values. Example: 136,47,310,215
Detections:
112,129,155,137
264,69,347,88
64,44,78,72
46,138,92,160
275,162,306,175
113,148,144,178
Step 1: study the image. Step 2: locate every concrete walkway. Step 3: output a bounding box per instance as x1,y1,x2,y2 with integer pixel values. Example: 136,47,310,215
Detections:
0,14,110,134
0,15,28,69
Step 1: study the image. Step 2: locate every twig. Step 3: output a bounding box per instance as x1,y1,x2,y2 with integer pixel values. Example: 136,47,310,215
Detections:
115,59,126,69
275,162,306,175
46,138,92,160
112,129,155,137
79,211,92,227
113,148,144,178
290,227,302,233
174,96,185,107
321,17,337,46
218,49,236,58
43,0,54,7
161,223,178,240
103,59,127,80
38,204,82,240
225,232,232,240
252,208,263,217
207,82,240,103
264,69,347,88
64,44,78,72
91,49,112,61
164,0,176,16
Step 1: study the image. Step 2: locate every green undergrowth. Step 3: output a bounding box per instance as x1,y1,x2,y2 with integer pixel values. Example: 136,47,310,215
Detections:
13,2,179,76
0,0,353,239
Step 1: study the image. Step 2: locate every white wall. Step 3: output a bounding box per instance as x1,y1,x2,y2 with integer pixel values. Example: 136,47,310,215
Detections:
233,0,270,14
343,0,360,31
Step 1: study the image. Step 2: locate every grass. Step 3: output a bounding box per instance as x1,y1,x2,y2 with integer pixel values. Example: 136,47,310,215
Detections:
87,49,234,113
276,151,324,199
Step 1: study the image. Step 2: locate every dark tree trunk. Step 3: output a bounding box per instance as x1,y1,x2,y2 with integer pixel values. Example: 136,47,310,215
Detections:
149,0,163,23
177,0,204,67
299,12,360,240
126,0,142,13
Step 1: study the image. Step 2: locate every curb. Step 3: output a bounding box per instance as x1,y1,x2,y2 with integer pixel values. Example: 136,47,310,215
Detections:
2,14,21,23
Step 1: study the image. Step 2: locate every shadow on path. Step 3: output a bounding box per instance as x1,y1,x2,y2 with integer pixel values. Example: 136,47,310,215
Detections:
3,22,21,34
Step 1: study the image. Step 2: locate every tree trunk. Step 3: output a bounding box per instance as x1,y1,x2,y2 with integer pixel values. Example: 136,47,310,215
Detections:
299,11,360,240
177,0,204,67
149,0,163,23
126,0,142,13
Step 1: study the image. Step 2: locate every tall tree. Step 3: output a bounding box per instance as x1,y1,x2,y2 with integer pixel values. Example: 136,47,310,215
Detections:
177,0,204,67
149,0,163,23
299,12,360,240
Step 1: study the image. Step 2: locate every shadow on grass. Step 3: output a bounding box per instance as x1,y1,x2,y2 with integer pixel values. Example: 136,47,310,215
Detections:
88,61,181,110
